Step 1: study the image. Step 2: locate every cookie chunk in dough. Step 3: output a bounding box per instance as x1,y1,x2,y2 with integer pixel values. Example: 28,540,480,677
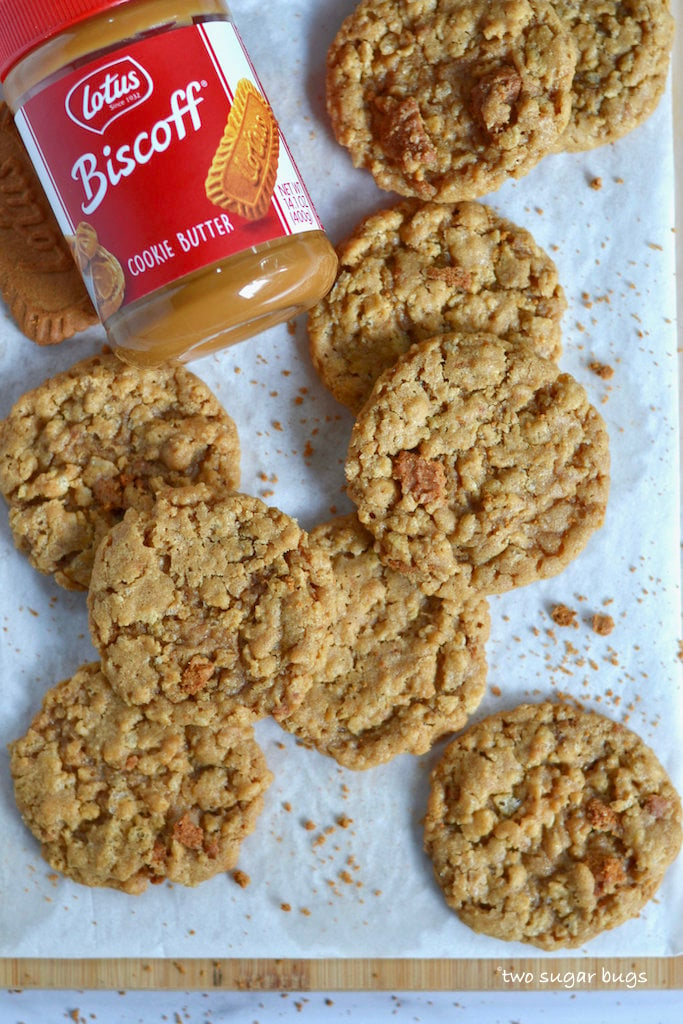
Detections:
424,701,682,948
309,198,566,413
345,331,610,596
326,0,577,201
281,513,489,769
88,486,336,723
0,353,241,590
9,663,272,894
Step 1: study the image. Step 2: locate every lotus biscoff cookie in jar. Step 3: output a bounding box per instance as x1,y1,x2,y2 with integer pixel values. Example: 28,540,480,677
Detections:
0,0,338,365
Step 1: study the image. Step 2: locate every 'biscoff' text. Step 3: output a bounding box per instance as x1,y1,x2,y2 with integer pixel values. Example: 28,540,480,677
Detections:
71,82,205,215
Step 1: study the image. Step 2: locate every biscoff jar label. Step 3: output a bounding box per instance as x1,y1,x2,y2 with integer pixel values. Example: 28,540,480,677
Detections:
14,18,323,322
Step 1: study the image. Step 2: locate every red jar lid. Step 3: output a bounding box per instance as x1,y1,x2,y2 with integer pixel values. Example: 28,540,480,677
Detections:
0,0,132,80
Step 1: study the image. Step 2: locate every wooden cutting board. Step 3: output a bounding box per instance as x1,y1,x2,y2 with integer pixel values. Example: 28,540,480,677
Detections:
1,956,681,990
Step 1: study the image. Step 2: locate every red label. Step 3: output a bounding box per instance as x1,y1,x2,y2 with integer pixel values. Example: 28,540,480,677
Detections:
15,19,322,322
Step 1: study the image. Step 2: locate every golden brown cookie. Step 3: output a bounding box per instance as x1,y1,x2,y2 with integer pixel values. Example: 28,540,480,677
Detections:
552,0,674,151
345,331,610,596
424,702,682,949
326,0,577,201
308,198,566,413
9,663,272,894
0,353,241,591
0,102,97,344
280,513,489,769
87,486,335,723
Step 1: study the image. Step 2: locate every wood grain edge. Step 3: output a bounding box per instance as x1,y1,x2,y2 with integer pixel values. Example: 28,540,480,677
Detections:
1,956,681,991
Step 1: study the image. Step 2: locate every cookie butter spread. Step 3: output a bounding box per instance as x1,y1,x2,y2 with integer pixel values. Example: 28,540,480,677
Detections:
0,0,338,365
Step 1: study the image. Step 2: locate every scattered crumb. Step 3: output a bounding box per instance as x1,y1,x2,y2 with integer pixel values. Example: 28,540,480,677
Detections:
551,604,579,628
591,613,615,636
589,176,602,190
232,869,251,889
589,360,614,380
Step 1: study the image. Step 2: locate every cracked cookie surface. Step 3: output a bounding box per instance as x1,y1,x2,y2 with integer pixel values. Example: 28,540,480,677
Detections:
87,486,335,723
0,353,241,590
9,663,272,893
326,0,576,201
552,0,674,151
281,513,489,769
309,199,566,413
345,331,610,596
424,701,682,949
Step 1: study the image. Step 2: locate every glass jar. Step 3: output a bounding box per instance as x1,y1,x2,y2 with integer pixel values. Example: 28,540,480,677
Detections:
0,0,338,365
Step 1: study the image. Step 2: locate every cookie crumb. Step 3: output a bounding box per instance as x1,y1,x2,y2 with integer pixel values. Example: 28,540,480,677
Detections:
589,176,602,190
591,613,615,636
232,869,250,888
589,360,614,380
550,604,578,628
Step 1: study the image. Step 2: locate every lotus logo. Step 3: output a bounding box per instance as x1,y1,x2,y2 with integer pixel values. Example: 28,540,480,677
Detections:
65,58,153,135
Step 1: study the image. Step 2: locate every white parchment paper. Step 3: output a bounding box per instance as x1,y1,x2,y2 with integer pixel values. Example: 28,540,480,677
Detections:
0,0,681,959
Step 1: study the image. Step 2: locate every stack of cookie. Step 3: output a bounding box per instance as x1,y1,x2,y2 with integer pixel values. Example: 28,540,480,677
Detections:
325,0,674,201
277,0,681,948
1,354,338,893
295,190,610,760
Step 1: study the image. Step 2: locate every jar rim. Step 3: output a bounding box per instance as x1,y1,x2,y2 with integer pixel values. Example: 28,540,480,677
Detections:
0,0,132,80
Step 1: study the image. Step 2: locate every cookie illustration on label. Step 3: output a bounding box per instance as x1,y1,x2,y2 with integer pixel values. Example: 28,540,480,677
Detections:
205,78,280,221
88,244,125,320
72,220,98,273
68,221,125,322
